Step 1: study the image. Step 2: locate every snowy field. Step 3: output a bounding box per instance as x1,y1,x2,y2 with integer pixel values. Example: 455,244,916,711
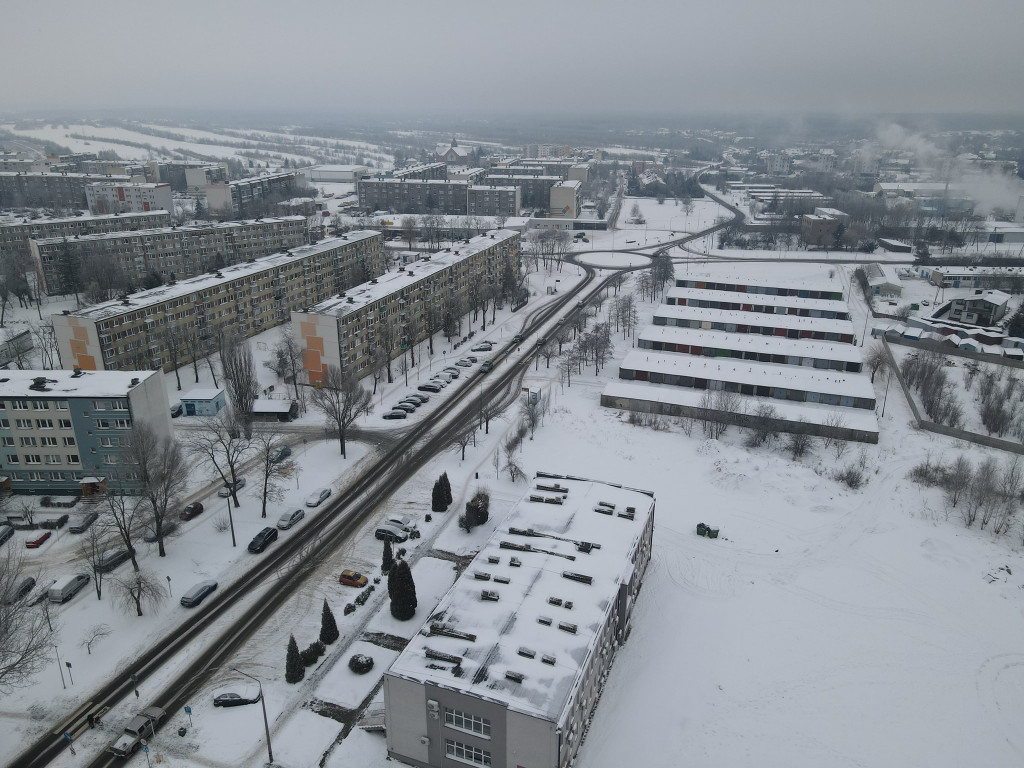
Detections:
4,261,1024,768
619,195,727,233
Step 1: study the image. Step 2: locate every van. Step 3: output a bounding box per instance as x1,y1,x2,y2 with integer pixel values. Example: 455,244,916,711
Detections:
48,573,90,603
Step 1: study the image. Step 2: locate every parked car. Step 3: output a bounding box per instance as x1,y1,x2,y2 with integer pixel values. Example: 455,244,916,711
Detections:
512,333,524,343
479,361,494,373
144,521,178,543
392,402,416,413
382,410,408,420
430,375,450,386
471,343,492,352
455,359,472,367
374,524,409,543
25,531,52,549
4,576,35,604
180,502,205,521
305,487,332,507
465,356,478,363
405,393,429,404
218,477,247,498
386,516,418,534
68,511,99,533
417,383,442,393
0,524,14,547
247,527,278,554
277,508,305,530
180,580,217,608
442,367,460,378
338,569,368,587
170,403,183,418
48,573,90,603
213,684,262,707
270,446,292,464
96,547,131,572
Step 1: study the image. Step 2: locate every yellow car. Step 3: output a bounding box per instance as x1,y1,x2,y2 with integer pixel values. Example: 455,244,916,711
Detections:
339,569,368,587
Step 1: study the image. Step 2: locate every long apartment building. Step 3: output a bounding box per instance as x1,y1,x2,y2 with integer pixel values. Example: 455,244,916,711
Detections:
30,216,307,295
394,163,448,181
204,172,300,217
54,231,385,373
86,182,174,216
0,210,172,262
483,174,561,208
294,230,520,383
357,179,520,217
384,473,655,768
0,369,172,496
0,172,131,209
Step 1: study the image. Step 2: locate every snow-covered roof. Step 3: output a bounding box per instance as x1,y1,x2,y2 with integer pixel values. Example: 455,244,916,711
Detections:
0,369,159,399
865,263,902,288
386,474,655,723
0,171,130,180
666,287,848,315
253,399,292,413
88,181,168,190
0,211,169,228
953,289,1010,306
31,216,305,246
301,230,518,320
638,325,863,364
181,388,224,401
680,264,844,295
602,380,880,434
64,231,381,320
932,265,1024,278
621,351,875,399
654,304,855,337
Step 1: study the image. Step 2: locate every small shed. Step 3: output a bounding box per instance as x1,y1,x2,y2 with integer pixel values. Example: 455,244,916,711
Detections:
181,388,227,417
252,399,298,423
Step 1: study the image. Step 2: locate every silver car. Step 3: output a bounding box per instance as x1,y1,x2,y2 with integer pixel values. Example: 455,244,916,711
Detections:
277,508,305,530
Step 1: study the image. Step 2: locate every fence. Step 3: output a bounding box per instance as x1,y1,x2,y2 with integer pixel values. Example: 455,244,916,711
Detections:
881,331,1024,370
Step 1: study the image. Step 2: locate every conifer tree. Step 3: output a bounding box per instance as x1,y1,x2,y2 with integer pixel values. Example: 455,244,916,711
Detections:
320,599,339,645
285,634,305,683
431,480,447,512
388,559,418,620
382,539,394,573
441,472,453,505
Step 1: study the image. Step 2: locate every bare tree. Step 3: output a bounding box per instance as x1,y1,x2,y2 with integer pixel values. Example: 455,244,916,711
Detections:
78,522,116,600
864,343,890,383
101,483,147,572
264,330,306,413
401,216,417,250
251,427,297,519
124,423,189,557
0,549,53,692
80,624,112,655
452,425,477,462
945,455,972,508
112,570,166,617
184,410,253,509
520,395,542,440
309,365,374,457
476,393,502,435
221,335,260,431
31,321,60,370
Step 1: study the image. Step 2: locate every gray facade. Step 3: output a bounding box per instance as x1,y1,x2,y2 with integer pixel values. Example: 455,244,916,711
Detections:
357,178,470,215
0,172,132,209
0,210,172,263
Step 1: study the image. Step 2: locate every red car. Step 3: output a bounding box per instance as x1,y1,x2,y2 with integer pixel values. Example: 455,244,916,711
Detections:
25,531,52,549
180,502,205,521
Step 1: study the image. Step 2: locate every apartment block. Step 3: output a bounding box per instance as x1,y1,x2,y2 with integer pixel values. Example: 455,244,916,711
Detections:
549,180,581,218
53,231,385,373
0,369,172,496
183,165,228,195
30,216,307,295
483,175,561,208
467,185,520,217
383,473,655,768
204,172,301,217
0,172,131,209
294,230,520,383
0,210,172,262
357,178,470,215
394,163,448,181
86,182,174,216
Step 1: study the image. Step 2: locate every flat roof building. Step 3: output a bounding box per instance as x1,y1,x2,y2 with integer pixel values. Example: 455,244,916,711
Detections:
301,164,369,183
86,182,174,216
0,171,132,209
204,172,301,218
549,180,582,219
384,472,655,768
467,186,520,217
0,210,172,262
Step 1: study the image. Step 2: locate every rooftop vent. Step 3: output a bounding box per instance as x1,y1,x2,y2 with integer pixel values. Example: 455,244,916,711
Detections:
481,590,499,602
129,377,140,387
594,505,613,515
576,542,594,554
562,571,593,585
71,367,83,378
505,671,525,684
487,555,500,565
429,623,477,642
618,508,636,520
597,501,615,510
473,571,491,581
541,654,556,666
493,575,510,585
424,647,463,665
517,647,536,659
557,622,577,635
547,597,563,607
565,601,574,610
509,557,521,567
537,616,552,626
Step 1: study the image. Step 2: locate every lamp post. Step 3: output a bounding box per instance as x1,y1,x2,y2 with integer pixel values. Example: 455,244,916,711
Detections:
230,666,273,764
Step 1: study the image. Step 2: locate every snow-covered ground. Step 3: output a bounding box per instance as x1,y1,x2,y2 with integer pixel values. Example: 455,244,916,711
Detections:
5,258,1024,768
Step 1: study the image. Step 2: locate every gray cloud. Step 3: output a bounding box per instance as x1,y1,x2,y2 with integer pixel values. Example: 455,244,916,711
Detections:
1,0,1022,118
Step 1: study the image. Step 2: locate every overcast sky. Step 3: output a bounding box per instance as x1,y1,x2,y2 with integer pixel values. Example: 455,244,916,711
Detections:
2,0,1022,120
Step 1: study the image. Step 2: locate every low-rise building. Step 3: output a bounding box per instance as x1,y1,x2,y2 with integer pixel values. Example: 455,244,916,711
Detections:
864,263,903,298
86,182,174,216
665,286,850,319
383,472,655,768
301,165,369,183
294,230,520,383
928,266,1024,292
183,165,228,196
0,210,172,262
948,290,1010,327
53,231,385,373
0,369,171,496
29,216,307,295
180,388,227,416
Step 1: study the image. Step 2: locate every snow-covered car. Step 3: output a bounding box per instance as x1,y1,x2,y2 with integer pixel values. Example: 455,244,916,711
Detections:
213,684,262,707
392,402,417,413
417,383,442,393
455,359,473,367
305,487,332,507
405,393,429,404
218,477,247,497
383,410,408,420
180,580,217,608
277,508,305,530
470,342,492,352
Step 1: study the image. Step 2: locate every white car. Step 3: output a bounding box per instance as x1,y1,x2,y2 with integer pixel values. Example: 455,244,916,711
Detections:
305,487,332,507
277,509,305,530
386,516,419,534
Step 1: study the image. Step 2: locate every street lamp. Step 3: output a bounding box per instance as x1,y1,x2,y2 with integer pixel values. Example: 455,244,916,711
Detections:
230,666,273,764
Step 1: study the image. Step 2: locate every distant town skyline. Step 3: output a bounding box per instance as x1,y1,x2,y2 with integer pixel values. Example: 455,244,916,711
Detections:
2,0,1022,118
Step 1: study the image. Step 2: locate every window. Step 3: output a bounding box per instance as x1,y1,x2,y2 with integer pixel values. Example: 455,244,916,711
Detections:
111,399,128,411
28,471,44,482
45,455,61,465
115,419,130,429
41,436,57,447
445,740,491,767
15,419,31,429
1,437,12,447
7,454,18,464
19,437,36,447
102,455,117,465
36,419,53,429
11,400,28,410
63,437,75,446
0,418,8,428
31,400,49,410
96,419,110,430
444,709,491,738
55,401,68,411
59,419,72,429
91,400,106,410
99,437,116,447
24,455,41,465
67,454,79,464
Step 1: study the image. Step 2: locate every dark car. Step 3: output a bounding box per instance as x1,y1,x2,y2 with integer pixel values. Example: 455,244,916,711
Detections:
247,527,278,554
536,337,547,346
512,334,524,343
479,361,494,373
0,525,14,547
218,477,247,498
383,410,407,420
180,501,205,521
69,512,99,534
213,684,262,707
144,521,178,543
96,547,131,572
270,446,292,464
180,580,217,608
405,393,429,404
25,531,52,549
4,576,35,604
418,383,442,393
392,402,416,413
170,403,183,418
